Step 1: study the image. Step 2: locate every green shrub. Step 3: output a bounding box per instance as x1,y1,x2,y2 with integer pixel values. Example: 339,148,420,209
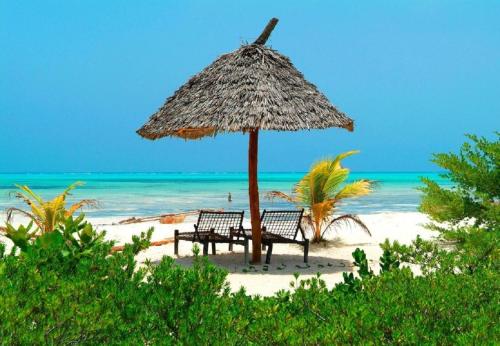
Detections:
383,133,499,275
1,225,498,344
419,133,499,231
0,219,237,344
231,248,499,345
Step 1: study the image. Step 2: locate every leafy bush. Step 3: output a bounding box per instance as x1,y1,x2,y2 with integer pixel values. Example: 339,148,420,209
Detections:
0,219,233,344
3,214,105,258
242,261,498,344
420,133,499,231
383,134,499,275
1,223,497,344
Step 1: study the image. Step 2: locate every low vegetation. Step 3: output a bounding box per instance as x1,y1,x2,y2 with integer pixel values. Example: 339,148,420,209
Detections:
1,135,498,344
268,150,372,242
383,133,499,275
5,181,95,233
420,133,499,231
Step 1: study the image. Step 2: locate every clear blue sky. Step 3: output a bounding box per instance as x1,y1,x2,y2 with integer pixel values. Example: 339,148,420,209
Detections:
1,0,498,173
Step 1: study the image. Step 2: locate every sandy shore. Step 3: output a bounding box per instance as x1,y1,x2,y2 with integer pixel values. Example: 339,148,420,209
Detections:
0,212,436,296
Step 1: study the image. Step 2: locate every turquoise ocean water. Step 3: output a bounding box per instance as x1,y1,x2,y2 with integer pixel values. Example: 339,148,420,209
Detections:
0,173,449,218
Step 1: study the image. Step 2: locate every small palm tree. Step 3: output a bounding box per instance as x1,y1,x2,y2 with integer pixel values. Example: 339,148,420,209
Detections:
268,151,372,242
5,182,96,235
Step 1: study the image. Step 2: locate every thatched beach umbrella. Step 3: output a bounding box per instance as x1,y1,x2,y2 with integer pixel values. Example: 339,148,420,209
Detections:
137,18,354,263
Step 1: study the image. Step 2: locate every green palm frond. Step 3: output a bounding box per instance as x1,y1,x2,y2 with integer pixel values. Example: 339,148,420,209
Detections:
267,151,372,242
323,168,349,199
335,180,372,200
330,150,359,170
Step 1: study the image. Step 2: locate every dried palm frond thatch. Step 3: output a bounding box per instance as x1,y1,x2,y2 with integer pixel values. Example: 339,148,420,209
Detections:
137,43,353,140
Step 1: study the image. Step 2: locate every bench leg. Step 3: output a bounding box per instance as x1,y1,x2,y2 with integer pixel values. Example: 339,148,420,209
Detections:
174,230,179,255
304,239,309,263
202,238,209,256
261,243,266,251
244,238,249,265
265,243,273,264
229,235,233,251
208,229,215,255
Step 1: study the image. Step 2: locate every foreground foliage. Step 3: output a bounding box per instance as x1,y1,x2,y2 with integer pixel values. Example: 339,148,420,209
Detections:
268,151,372,242
419,133,499,232
384,133,499,275
0,218,498,344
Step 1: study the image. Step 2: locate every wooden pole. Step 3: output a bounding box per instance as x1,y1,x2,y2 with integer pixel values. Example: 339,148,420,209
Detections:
248,129,261,263
245,18,279,264
254,18,279,45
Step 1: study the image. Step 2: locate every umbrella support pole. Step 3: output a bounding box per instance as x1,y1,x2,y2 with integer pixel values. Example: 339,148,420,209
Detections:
248,128,262,264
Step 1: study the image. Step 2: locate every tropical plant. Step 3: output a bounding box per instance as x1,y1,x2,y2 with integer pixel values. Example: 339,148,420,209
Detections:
1,230,497,344
3,214,108,260
419,133,499,232
2,221,37,253
383,133,499,275
268,151,372,242
5,182,96,236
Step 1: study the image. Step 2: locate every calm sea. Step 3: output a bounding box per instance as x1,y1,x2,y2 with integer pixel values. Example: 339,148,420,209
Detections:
0,172,449,218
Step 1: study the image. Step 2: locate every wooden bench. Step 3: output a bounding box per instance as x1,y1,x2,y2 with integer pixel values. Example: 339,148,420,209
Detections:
174,210,249,263
258,209,309,264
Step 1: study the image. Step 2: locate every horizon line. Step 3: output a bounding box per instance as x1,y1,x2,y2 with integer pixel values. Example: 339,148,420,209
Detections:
0,170,445,175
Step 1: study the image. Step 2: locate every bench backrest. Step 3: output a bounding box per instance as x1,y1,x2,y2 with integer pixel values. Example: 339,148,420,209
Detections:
260,209,305,240
195,210,244,237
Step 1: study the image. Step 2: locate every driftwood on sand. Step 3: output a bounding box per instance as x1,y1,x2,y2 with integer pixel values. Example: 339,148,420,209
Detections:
114,209,224,225
111,238,175,252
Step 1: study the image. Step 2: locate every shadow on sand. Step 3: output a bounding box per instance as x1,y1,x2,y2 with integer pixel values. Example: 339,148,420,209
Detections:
173,252,353,275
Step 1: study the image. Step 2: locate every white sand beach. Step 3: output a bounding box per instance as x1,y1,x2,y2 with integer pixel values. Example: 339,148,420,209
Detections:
1,212,436,296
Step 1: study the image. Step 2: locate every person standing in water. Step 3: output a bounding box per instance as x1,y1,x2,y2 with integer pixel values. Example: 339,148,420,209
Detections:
228,192,232,202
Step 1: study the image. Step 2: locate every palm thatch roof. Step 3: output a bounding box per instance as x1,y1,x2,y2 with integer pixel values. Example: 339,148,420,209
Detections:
137,34,353,140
